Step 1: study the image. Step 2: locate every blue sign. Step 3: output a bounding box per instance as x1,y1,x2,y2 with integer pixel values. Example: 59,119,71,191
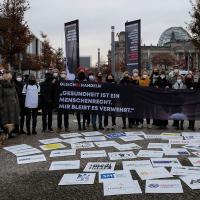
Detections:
106,133,126,139
101,173,115,179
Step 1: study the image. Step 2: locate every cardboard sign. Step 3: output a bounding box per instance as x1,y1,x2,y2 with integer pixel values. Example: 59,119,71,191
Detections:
84,162,116,172
60,133,83,139
164,148,190,156
40,143,66,151
49,160,80,171
99,170,132,183
84,136,107,142
145,179,183,193
170,166,200,176
81,150,107,158
71,142,95,149
114,143,141,151
81,131,103,137
58,173,96,185
95,141,119,148
120,135,144,142
106,133,126,139
188,157,200,167
17,154,46,165
38,138,63,145
180,175,200,189
147,143,170,149
122,160,153,170
49,149,76,158
151,158,182,168
137,150,163,158
135,167,173,180
108,151,136,160
103,179,142,196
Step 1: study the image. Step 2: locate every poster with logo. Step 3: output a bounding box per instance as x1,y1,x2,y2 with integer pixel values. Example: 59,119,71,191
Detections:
164,148,190,156
49,160,80,171
137,150,163,158
49,149,76,158
103,179,142,196
60,133,83,139
108,151,136,161
135,167,173,180
64,20,79,76
106,133,126,139
150,158,182,167
147,143,170,149
145,179,183,193
170,166,200,176
180,175,200,189
58,173,96,186
122,160,153,170
38,138,63,145
81,131,103,137
125,20,141,73
81,150,107,158
84,162,116,172
114,143,141,151
17,154,46,165
84,136,107,142
120,135,144,142
188,157,200,166
71,142,95,149
94,141,119,148
99,170,132,183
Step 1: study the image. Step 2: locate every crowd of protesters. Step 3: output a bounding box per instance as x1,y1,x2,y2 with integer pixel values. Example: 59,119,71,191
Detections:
0,65,199,147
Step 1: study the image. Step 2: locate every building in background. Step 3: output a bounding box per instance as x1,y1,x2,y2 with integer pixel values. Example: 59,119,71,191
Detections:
108,27,200,73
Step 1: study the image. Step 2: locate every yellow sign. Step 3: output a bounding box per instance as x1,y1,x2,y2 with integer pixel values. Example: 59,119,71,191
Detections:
40,143,66,151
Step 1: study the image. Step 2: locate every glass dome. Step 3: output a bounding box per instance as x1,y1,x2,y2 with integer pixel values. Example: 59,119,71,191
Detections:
158,27,191,46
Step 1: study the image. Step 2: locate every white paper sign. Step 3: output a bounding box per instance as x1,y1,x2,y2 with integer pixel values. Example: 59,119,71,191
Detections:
71,142,95,149
188,157,200,166
169,139,190,145
147,143,170,149
50,149,76,158
58,173,96,185
81,150,107,158
144,135,161,139
84,162,116,172
38,138,63,144
95,141,119,148
184,144,200,151
137,150,163,158
40,143,66,151
135,167,173,180
180,175,200,189
84,136,107,142
192,151,200,157
151,158,182,167
120,135,144,142
123,160,153,170
63,137,85,144
13,148,42,157
81,131,103,137
17,154,46,165
108,151,136,160
146,179,183,193
99,170,132,183
124,131,145,137
4,144,31,151
164,148,190,156
170,166,200,176
103,179,142,196
49,160,80,171
60,133,83,139
114,143,141,151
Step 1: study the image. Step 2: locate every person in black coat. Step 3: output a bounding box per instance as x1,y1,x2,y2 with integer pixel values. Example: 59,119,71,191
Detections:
40,73,54,132
14,73,26,134
154,71,171,129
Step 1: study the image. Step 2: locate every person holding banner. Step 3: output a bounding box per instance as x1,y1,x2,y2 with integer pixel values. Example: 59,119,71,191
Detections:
138,71,151,129
104,74,116,131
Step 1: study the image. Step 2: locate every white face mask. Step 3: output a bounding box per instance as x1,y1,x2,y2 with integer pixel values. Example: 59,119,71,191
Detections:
143,75,148,79
53,73,58,77
161,75,165,79
0,75,3,80
61,74,66,79
133,73,138,77
89,75,95,81
16,77,22,82
177,79,182,84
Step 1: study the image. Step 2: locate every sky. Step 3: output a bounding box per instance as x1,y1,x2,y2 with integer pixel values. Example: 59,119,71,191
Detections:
23,0,193,66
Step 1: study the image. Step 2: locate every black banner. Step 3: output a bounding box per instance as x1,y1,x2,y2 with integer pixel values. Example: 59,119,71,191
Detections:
64,20,79,74
58,81,200,120
125,20,141,73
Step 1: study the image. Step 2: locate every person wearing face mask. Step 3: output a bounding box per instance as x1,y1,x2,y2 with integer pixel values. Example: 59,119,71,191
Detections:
154,71,171,129
138,71,151,129
0,71,20,144
56,70,69,133
0,71,3,143
168,67,180,86
150,68,160,86
104,74,116,130
120,71,132,129
185,74,196,131
172,75,186,130
22,74,40,135
14,73,26,135
40,72,55,133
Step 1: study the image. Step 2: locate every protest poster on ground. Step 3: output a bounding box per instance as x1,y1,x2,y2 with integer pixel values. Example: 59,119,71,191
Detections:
71,142,95,149
164,148,190,156
84,162,116,172
120,135,144,142
145,179,183,193
60,133,83,139
135,167,173,180
150,158,182,168
17,154,46,165
40,143,66,151
106,133,126,139
63,137,85,144
38,138,63,145
99,170,132,183
147,143,170,149
137,150,163,158
122,160,153,170
81,150,107,158
81,131,103,137
170,166,200,176
49,160,80,171
84,136,107,142
94,141,119,148
180,175,200,189
49,149,76,158
188,157,200,166
108,151,136,160
103,179,142,196
114,143,141,151
58,173,96,185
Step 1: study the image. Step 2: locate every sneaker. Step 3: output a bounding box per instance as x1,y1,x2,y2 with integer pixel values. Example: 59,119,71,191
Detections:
138,124,143,129
147,124,152,129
